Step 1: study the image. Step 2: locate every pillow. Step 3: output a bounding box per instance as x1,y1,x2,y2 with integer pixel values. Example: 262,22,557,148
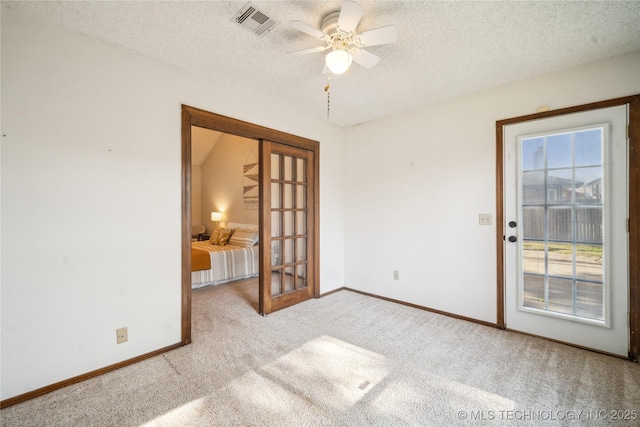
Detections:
228,228,259,247
209,227,234,246
208,228,223,245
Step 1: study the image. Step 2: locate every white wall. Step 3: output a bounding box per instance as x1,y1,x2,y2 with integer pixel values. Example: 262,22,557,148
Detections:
0,8,345,400
200,134,259,232
344,51,640,324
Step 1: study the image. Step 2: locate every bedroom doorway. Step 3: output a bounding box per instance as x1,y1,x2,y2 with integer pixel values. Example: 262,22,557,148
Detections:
181,105,320,345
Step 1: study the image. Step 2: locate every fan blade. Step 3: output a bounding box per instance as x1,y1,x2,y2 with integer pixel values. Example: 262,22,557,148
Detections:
289,20,326,39
288,46,329,56
357,25,398,47
352,49,380,69
338,1,364,33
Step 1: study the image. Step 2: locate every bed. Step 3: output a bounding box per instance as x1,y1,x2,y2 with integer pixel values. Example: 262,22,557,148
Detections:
191,223,260,289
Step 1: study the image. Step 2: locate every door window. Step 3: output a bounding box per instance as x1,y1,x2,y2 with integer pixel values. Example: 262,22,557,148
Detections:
271,153,309,296
519,126,607,323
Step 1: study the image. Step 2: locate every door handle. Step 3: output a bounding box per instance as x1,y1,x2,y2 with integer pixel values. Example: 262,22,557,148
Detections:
508,236,517,243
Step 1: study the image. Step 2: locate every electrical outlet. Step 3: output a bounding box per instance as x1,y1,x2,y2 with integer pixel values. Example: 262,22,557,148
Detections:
393,270,399,280
479,214,492,225
116,327,128,344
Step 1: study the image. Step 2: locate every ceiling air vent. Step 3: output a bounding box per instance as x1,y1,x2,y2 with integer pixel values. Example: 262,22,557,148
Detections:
231,2,278,38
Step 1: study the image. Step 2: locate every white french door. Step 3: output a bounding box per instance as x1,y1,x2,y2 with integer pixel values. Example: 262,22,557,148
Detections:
504,105,628,356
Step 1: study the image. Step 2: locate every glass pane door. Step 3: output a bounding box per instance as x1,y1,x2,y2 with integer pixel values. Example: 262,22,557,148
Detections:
260,141,314,314
503,104,628,356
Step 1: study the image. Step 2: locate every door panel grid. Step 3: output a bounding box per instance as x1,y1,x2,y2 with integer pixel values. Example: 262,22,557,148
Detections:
271,152,309,297
519,126,606,322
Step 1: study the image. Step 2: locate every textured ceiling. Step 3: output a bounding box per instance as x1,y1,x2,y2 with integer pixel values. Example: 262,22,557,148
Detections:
5,1,640,127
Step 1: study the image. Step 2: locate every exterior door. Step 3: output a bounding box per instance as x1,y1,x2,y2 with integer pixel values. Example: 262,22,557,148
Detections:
504,105,628,356
259,141,315,314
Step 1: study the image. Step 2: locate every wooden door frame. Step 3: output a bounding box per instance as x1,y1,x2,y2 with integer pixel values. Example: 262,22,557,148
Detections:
181,105,320,344
495,94,640,361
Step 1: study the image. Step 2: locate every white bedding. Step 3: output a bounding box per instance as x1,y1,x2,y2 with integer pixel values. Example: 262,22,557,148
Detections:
191,241,259,289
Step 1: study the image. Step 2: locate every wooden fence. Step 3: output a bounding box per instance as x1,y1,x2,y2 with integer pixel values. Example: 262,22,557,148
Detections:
523,206,602,243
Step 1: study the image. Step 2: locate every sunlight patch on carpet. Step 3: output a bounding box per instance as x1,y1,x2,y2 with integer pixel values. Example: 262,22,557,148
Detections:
228,335,389,415
139,336,389,425
265,335,389,408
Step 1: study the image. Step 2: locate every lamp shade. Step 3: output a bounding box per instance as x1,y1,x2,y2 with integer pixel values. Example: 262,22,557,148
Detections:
325,49,352,75
211,212,222,222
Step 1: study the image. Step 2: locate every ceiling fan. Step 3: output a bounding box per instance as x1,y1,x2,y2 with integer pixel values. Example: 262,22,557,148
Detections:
288,0,398,75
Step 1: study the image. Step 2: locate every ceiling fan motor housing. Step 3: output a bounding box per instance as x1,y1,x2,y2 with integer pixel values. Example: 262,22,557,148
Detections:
321,11,341,36
322,10,354,51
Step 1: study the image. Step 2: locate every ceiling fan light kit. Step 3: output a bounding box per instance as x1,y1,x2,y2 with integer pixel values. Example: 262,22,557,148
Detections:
326,49,352,75
289,0,398,75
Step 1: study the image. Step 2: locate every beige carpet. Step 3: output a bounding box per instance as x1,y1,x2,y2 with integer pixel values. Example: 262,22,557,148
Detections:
2,278,639,426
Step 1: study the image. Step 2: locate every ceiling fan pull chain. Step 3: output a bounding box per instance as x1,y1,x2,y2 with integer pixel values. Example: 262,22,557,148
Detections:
324,75,331,119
